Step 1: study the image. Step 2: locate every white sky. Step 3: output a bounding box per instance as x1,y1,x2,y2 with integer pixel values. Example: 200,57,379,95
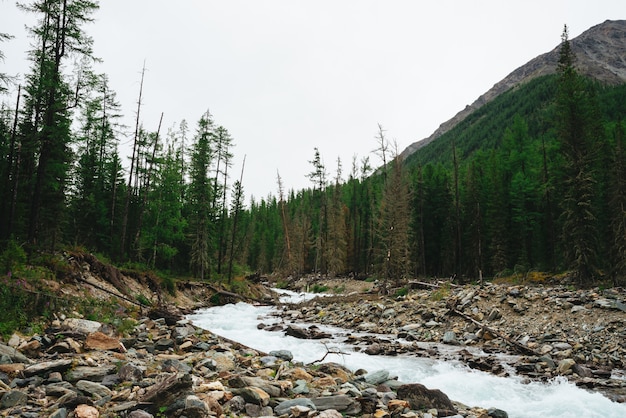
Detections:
1,1,624,201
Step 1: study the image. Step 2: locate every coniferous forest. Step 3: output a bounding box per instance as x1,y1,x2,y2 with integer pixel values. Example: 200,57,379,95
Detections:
1,3,626,288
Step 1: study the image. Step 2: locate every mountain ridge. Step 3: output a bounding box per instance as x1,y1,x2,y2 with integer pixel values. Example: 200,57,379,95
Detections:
400,19,626,160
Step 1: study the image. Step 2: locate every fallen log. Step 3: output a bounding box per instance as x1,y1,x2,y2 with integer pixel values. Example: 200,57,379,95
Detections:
448,308,541,357
205,283,271,305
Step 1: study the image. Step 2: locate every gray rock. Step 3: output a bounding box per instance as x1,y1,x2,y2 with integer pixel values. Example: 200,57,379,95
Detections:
23,359,73,377
224,395,246,413
183,394,210,415
118,363,144,382
269,349,293,361
311,395,359,412
488,407,509,418
292,379,310,394
245,403,273,417
63,318,102,334
275,398,317,416
76,379,112,399
0,343,32,364
443,331,460,345
49,408,68,418
162,358,191,373
1,389,28,408
65,365,117,382
363,369,389,385
154,338,174,351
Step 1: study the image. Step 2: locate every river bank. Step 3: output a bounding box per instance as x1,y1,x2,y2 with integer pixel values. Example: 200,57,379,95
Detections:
270,277,626,403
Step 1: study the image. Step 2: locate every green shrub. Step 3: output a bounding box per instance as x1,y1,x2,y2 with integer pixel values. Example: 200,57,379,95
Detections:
394,287,408,297
0,239,26,274
136,294,152,306
311,284,329,293
162,276,176,296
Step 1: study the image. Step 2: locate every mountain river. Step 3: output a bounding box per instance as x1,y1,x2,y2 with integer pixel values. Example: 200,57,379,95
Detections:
187,290,626,418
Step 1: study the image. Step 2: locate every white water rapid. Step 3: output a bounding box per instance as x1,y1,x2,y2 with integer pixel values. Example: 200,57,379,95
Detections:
187,291,626,418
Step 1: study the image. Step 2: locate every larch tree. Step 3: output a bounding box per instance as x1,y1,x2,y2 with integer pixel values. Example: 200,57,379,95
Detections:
18,0,99,248
376,151,411,291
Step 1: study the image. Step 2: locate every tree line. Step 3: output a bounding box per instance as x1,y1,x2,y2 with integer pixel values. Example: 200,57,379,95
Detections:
1,6,625,288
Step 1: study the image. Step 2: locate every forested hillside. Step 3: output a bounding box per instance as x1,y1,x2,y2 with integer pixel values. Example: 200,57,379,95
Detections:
1,3,625,288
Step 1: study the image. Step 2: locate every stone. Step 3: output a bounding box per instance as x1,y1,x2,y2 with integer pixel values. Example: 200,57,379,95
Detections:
76,380,112,399
85,332,121,351
0,343,32,364
317,410,344,418
487,407,509,418
18,339,41,355
1,389,28,407
396,383,457,415
162,358,192,373
49,408,68,418
311,395,359,412
269,349,293,361
365,342,382,355
557,358,576,375
183,394,210,415
74,404,99,418
154,338,175,351
232,386,270,406
118,363,144,382
244,403,273,417
364,369,390,385
23,359,73,377
65,365,117,382
140,372,193,407
275,398,317,416
443,331,460,345
64,318,102,335
229,375,282,397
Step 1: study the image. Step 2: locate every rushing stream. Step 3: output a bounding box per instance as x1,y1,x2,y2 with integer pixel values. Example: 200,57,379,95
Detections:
187,291,626,418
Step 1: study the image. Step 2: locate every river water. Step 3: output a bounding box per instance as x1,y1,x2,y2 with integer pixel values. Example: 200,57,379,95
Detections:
187,291,626,418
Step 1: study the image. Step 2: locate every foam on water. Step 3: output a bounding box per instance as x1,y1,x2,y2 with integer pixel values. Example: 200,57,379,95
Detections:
187,295,626,418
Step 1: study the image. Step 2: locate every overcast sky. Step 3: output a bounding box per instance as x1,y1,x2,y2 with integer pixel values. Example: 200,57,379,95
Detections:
1,1,624,201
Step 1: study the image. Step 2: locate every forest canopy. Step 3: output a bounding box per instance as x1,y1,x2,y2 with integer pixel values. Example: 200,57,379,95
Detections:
1,5,625,288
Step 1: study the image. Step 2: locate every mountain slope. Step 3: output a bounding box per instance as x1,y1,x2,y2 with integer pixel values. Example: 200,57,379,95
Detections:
400,19,626,160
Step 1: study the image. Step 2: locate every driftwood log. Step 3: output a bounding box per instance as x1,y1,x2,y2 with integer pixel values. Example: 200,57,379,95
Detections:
448,308,541,357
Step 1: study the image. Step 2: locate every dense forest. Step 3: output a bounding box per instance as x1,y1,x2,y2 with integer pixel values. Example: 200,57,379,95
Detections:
1,2,625,288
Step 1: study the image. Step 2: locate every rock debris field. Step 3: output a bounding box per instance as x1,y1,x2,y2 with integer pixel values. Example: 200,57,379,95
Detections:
0,277,625,417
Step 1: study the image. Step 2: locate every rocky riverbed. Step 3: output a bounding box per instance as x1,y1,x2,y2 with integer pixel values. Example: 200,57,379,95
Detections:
1,305,506,418
268,278,626,403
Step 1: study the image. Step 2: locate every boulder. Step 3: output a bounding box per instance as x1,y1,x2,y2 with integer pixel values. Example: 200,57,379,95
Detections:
85,332,121,351
396,383,457,415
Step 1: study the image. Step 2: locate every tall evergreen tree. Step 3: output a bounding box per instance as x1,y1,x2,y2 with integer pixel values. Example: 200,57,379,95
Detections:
555,24,600,284
376,154,411,290
188,111,215,280
18,0,99,248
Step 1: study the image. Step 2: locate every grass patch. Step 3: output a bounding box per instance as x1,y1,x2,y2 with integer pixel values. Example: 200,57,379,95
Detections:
430,282,451,301
311,284,329,293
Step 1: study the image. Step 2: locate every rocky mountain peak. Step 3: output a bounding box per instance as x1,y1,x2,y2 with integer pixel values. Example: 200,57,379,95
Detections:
400,19,626,160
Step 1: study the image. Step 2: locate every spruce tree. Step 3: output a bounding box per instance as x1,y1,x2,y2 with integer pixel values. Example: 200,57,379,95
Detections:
555,24,599,284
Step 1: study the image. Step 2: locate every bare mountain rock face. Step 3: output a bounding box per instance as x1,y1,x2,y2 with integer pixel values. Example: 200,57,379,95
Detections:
400,19,626,160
